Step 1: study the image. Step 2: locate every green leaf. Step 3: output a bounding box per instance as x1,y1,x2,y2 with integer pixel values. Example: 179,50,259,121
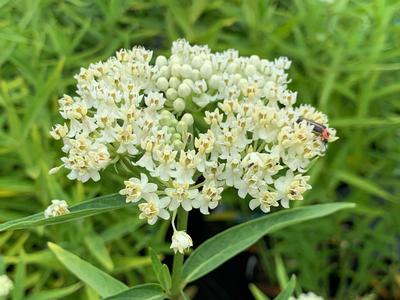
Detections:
12,251,26,300
149,248,163,278
48,242,127,298
26,283,82,300
275,254,289,289
149,248,171,292
334,170,396,203
160,264,172,291
104,283,165,300
274,275,296,300
0,255,5,274
0,194,129,232
85,235,114,271
182,203,354,283
249,283,269,300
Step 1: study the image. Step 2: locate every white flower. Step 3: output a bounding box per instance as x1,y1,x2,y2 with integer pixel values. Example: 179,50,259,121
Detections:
50,123,68,140
44,200,70,218
136,137,157,171
219,157,243,189
192,181,223,214
144,92,165,111
116,124,139,155
165,181,199,211
170,230,193,254
173,150,199,184
0,274,13,297
249,188,279,213
138,197,170,225
275,170,311,208
152,145,177,181
119,173,158,203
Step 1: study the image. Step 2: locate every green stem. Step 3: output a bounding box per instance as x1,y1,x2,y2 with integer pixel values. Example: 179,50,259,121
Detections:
170,208,189,300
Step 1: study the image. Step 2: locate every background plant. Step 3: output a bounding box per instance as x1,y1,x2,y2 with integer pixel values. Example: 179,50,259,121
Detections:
0,0,399,299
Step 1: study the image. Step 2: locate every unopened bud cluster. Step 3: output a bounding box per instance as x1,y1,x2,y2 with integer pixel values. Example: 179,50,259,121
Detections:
50,39,337,245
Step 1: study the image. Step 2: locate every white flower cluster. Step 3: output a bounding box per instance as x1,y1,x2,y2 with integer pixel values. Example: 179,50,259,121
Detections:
289,292,324,300
44,200,70,218
51,39,337,234
0,274,13,297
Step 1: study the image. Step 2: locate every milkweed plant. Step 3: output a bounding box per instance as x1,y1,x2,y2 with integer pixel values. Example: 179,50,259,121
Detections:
0,40,354,300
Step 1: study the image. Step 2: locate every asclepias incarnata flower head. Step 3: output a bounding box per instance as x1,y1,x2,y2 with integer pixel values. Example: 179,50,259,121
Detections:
50,39,337,246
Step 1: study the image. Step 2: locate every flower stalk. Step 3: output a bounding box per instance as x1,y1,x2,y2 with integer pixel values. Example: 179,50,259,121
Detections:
170,208,189,300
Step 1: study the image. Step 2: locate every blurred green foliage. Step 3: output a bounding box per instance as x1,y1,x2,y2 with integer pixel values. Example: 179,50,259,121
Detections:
0,0,399,299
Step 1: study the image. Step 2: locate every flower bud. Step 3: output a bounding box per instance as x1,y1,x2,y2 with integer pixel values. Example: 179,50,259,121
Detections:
166,88,178,100
161,109,173,118
181,113,194,126
156,77,169,90
191,69,200,81
159,65,170,78
238,78,248,89
209,74,221,89
176,121,188,134
226,62,237,74
173,140,184,150
159,117,172,126
169,55,181,65
172,133,182,141
245,64,257,76
0,275,13,297
182,79,193,87
49,165,63,175
169,76,181,89
200,61,212,78
171,64,181,77
155,55,168,67
180,64,192,78
178,83,191,98
173,98,186,113
249,55,260,65
170,230,193,254
191,56,203,69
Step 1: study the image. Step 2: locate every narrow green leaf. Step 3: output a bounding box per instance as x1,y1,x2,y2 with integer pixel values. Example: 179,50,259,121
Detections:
331,116,400,128
334,170,396,203
48,242,127,298
85,235,114,271
149,248,163,279
12,251,26,300
104,283,165,300
274,275,296,300
249,283,269,300
26,283,82,300
160,264,172,291
182,203,354,283
149,248,171,292
275,254,289,289
0,194,129,232
0,255,5,274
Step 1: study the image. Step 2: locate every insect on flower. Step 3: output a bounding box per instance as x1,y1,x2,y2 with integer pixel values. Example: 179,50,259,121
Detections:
297,117,330,143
